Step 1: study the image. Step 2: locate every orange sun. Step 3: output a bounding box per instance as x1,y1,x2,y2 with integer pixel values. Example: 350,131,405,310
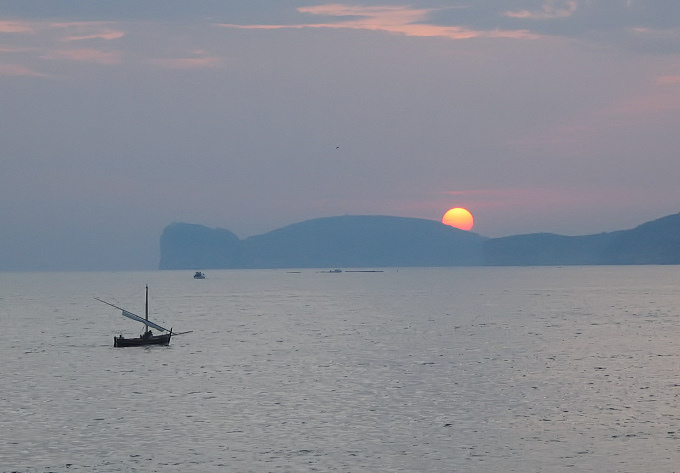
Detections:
442,207,474,231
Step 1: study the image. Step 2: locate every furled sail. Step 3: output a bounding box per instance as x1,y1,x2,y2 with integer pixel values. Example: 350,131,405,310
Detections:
121,310,169,332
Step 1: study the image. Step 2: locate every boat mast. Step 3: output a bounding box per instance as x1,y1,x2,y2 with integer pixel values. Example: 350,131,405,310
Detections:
145,285,149,334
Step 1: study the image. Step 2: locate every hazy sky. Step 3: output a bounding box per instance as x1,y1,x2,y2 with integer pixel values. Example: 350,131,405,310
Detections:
2,1,680,270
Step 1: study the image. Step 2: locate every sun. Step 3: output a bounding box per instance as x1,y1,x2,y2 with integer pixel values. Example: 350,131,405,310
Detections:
442,207,474,231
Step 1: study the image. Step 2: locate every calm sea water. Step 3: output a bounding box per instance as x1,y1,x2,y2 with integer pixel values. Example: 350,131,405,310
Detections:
2,267,680,472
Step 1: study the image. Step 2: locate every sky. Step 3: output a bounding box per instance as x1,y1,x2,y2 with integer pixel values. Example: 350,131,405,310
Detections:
1,1,680,270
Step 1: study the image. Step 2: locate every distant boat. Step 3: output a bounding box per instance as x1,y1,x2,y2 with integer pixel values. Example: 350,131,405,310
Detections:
96,285,173,347
194,271,206,279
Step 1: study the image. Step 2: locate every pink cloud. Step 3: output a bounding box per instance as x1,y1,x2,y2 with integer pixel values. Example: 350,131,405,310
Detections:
442,188,550,210
61,30,126,42
0,62,45,76
0,20,131,71
656,74,680,85
505,1,578,20
632,26,680,41
0,20,124,41
614,78,680,115
0,20,35,34
48,22,125,42
220,4,541,40
442,186,640,211
0,45,32,53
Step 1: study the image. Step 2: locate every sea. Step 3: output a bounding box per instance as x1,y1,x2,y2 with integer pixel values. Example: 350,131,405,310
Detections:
2,266,680,472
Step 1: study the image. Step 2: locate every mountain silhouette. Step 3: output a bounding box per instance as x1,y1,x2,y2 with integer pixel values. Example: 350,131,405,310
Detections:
159,212,680,269
484,212,680,265
160,215,486,269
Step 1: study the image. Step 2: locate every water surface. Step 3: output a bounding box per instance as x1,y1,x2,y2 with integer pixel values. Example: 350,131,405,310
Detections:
1,267,680,472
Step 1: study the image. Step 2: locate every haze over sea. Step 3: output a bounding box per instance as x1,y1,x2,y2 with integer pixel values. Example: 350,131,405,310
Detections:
2,267,680,472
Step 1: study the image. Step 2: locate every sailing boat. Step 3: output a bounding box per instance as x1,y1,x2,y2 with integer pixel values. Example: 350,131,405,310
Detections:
96,285,172,347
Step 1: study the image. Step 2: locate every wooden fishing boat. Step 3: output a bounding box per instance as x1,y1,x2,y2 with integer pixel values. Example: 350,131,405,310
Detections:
96,285,173,347
113,330,172,347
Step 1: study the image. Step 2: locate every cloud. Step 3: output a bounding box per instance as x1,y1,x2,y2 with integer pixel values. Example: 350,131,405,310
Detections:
5,2,680,52
442,186,648,214
0,62,44,76
59,30,126,42
0,18,226,72
0,19,125,40
219,4,541,40
0,19,130,71
657,73,680,85
505,1,578,20
0,20,35,34
47,21,126,42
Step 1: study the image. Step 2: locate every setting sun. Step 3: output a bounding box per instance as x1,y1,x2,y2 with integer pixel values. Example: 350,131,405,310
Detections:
442,207,474,231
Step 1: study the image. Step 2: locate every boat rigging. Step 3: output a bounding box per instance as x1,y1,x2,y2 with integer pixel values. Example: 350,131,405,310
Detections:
95,285,181,347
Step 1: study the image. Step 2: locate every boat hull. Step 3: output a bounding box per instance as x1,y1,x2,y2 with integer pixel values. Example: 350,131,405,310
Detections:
114,333,172,347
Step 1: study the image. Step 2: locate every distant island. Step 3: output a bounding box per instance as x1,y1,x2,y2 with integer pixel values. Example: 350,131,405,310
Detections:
159,212,680,269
